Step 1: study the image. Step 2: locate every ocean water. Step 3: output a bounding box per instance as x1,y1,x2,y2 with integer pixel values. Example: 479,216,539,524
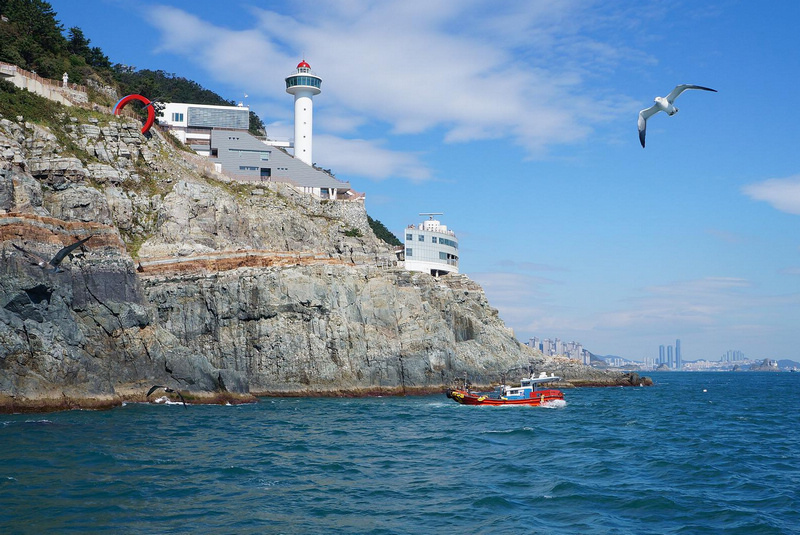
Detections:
1,372,798,534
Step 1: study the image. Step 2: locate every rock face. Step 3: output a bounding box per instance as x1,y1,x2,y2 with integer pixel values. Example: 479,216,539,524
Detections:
749,359,780,372
1,110,640,412
143,266,539,394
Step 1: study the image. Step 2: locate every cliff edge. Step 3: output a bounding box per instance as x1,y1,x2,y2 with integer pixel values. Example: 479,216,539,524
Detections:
1,105,646,412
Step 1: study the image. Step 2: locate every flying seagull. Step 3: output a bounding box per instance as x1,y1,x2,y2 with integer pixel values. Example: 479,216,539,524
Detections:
12,236,92,272
638,84,717,147
146,385,187,408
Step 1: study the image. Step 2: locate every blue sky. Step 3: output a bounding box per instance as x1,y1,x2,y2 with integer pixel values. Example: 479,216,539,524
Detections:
46,0,800,362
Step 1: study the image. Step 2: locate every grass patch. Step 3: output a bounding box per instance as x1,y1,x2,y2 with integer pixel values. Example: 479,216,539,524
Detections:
201,174,273,201
0,79,63,123
159,128,195,153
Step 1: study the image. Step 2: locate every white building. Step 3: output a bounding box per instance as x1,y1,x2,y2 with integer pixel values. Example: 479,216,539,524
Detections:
404,214,459,276
152,60,359,200
285,60,322,166
158,102,250,155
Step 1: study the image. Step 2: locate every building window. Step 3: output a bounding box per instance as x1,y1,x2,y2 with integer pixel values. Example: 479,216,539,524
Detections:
432,237,437,243
406,248,413,256
406,233,413,241
172,112,184,122
418,234,424,241
439,252,447,260
285,75,322,89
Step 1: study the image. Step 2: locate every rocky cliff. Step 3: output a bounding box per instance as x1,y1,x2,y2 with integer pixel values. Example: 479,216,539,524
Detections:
1,104,645,412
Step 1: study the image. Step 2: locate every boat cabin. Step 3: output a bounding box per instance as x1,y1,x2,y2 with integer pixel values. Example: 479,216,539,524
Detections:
493,372,560,400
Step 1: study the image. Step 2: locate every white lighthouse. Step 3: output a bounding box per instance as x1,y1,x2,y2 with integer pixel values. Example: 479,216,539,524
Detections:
285,60,322,166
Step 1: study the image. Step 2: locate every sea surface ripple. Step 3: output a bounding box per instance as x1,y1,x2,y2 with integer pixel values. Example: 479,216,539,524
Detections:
2,372,799,534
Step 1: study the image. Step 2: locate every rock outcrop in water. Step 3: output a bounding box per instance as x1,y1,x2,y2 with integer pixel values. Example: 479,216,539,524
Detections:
1,109,647,412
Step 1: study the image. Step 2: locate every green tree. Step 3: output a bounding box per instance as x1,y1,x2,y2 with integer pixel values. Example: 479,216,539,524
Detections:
0,0,67,76
249,111,266,136
66,26,90,57
368,216,402,246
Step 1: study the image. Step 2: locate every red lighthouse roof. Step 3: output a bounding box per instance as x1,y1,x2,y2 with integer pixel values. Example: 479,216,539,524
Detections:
297,60,311,69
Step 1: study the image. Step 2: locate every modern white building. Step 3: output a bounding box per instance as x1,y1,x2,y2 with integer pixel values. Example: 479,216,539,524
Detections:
285,60,321,166
158,102,250,155
404,214,459,276
209,129,355,199
153,60,359,200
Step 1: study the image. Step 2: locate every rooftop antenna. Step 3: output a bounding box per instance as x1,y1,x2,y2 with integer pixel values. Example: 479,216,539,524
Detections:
419,212,443,220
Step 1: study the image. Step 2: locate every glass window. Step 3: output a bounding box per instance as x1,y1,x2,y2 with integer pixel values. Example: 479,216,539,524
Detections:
406,248,413,256
432,237,437,243
418,234,424,241
406,233,413,240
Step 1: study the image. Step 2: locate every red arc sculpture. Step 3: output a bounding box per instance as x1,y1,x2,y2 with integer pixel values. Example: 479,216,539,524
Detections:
113,94,156,134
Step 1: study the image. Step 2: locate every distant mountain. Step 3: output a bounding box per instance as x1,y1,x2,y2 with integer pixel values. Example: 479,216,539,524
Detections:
588,352,612,365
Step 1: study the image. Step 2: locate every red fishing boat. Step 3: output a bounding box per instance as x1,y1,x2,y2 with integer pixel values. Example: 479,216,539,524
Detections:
446,372,564,406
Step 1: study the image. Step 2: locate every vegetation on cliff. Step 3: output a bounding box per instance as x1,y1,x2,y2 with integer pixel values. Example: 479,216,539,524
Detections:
368,216,402,246
0,0,264,135
0,0,75,78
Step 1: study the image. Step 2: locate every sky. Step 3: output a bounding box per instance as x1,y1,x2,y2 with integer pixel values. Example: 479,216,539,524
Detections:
45,0,800,363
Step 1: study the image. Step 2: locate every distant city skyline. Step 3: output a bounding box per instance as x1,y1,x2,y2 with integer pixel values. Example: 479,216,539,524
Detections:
527,334,775,371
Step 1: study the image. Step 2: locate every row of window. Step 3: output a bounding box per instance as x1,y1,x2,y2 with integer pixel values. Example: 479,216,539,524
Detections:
405,233,458,249
404,249,458,263
286,76,322,89
228,148,270,161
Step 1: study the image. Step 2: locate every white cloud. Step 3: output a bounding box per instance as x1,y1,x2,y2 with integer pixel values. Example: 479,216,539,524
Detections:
314,135,430,182
742,175,800,215
473,270,800,357
595,277,754,330
144,1,638,178
470,271,569,332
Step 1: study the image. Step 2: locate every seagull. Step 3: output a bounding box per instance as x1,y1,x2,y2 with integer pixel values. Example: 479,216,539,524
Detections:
146,385,187,408
638,84,717,147
12,236,92,272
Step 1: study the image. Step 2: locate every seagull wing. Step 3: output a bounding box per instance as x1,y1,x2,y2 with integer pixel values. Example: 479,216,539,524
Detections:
175,391,187,408
12,243,48,266
666,84,717,104
50,236,92,266
638,104,660,148
147,385,165,397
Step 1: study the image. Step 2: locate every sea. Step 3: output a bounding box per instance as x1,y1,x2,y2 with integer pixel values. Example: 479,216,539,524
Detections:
1,371,798,534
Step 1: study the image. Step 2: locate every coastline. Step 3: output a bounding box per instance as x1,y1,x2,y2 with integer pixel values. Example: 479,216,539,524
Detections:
0,373,652,414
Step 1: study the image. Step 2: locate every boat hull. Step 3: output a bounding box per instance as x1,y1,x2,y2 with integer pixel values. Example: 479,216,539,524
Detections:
446,389,564,406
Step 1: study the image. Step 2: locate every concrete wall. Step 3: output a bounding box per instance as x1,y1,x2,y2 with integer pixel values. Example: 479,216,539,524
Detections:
1,62,88,107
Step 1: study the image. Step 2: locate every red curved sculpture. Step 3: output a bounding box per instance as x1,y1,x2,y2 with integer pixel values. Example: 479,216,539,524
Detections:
113,94,156,134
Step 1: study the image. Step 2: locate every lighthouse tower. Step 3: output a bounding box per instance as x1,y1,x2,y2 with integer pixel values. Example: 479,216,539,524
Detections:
285,60,322,166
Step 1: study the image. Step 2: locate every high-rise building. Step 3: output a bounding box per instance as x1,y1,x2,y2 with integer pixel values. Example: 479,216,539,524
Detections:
667,345,674,368
659,345,665,365
675,339,682,370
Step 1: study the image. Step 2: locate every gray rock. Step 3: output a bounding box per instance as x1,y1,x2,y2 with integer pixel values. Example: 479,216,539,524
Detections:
0,115,640,411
